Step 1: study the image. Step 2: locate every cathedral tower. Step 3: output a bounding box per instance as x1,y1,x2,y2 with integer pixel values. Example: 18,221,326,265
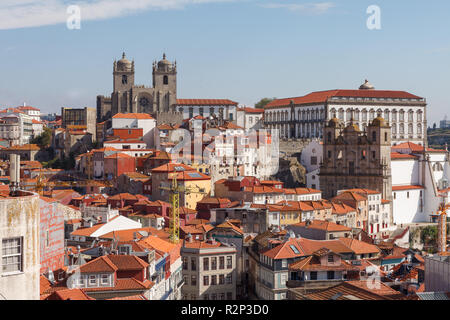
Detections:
152,53,177,112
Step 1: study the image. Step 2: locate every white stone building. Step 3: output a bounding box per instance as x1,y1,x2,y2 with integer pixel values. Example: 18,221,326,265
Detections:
0,191,40,300
236,106,265,130
176,99,238,122
264,80,427,145
111,113,157,148
17,105,41,122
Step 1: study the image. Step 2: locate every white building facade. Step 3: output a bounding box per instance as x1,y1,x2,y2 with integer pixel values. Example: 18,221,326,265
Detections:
264,80,427,146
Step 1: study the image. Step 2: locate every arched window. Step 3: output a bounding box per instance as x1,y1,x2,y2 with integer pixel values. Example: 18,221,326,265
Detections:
330,108,337,119
163,75,169,85
392,110,397,121
399,110,405,122
338,109,344,120
346,109,353,121
399,123,405,134
362,109,368,121
408,110,414,122
372,131,377,142
327,132,332,143
122,75,128,84
417,110,423,122
408,123,413,134
417,123,422,135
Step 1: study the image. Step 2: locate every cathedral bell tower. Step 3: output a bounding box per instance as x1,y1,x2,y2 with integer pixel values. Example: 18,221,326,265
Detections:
113,52,135,93
152,53,177,112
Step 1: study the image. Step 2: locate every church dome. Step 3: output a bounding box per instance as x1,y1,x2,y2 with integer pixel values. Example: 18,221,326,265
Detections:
344,123,361,132
372,117,386,127
158,53,172,68
117,52,132,71
359,79,375,90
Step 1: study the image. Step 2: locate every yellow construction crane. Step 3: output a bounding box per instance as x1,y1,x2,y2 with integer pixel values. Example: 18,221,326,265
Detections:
160,170,207,244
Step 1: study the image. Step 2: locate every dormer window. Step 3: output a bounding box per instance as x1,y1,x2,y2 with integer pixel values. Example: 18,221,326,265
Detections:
327,254,334,263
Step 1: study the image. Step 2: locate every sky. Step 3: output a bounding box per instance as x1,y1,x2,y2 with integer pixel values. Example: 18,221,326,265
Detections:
0,0,449,126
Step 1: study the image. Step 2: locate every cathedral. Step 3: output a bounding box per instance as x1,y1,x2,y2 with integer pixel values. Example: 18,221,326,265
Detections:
97,53,177,123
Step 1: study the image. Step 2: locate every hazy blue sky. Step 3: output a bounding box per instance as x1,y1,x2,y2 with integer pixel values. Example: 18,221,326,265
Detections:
0,0,449,125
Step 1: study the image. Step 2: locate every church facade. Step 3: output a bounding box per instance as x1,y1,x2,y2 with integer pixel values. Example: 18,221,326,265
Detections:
97,53,177,124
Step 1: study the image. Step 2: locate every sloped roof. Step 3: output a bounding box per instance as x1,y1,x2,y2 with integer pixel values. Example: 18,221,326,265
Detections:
293,220,352,232
112,113,154,119
265,89,423,109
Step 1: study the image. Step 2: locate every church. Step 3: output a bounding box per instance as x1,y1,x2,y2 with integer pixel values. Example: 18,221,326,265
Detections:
97,53,239,126
97,53,177,123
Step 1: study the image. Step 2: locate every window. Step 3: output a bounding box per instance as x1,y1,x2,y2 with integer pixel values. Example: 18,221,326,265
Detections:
327,254,334,263
327,271,335,280
219,274,225,285
89,275,97,285
219,293,225,300
211,257,217,270
203,257,209,271
219,256,225,269
282,259,287,268
203,275,209,286
311,156,317,165
182,257,188,270
191,258,196,271
211,275,217,285
211,293,217,300
310,271,317,280
349,161,355,175
227,256,232,269
163,75,168,85
191,275,197,286
226,274,232,284
101,274,109,285
122,75,128,84
2,237,22,273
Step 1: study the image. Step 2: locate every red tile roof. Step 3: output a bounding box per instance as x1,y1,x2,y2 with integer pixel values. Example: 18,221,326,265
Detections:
79,256,118,273
112,113,154,119
152,162,197,173
392,185,424,191
391,152,419,160
265,89,423,109
293,220,352,232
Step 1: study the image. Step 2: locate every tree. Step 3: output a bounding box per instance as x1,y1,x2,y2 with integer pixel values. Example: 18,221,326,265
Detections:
31,127,52,148
255,97,276,109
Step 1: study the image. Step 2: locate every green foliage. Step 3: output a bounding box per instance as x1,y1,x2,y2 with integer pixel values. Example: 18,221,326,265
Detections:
421,226,438,253
255,97,276,109
31,127,52,148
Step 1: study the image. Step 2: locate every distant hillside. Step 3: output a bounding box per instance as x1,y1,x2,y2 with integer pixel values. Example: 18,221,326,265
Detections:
427,128,450,149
